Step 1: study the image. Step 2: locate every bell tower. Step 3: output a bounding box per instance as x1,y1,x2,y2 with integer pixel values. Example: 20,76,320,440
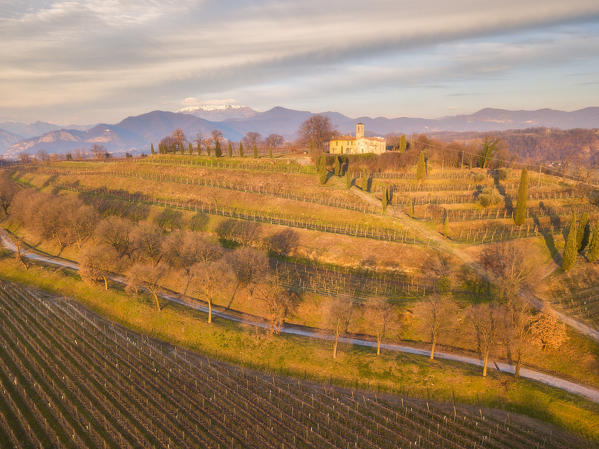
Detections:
356,122,364,139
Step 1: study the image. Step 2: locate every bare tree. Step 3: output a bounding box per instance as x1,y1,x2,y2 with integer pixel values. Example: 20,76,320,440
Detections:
501,297,534,378
298,115,335,151
0,174,17,217
126,262,169,311
242,132,262,150
265,134,284,153
469,303,501,376
70,204,100,249
35,149,50,162
91,144,108,159
18,153,31,163
94,217,133,259
226,247,269,308
80,243,118,290
325,295,354,359
480,242,535,300
216,219,262,246
13,235,29,270
130,222,163,265
253,277,296,334
418,295,456,360
211,129,223,144
189,260,233,323
171,128,187,153
162,231,223,294
363,297,393,356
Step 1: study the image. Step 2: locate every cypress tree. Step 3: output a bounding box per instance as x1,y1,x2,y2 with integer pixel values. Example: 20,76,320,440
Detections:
150,143,155,155
382,188,390,211
319,166,328,185
227,142,233,157
188,143,193,154
587,223,599,263
239,142,244,157
206,145,211,157
180,143,185,154
410,199,415,216
416,152,426,181
215,140,222,157
334,157,341,176
361,170,369,192
577,212,590,252
253,145,258,158
345,170,352,189
399,134,407,152
562,214,578,271
514,168,529,226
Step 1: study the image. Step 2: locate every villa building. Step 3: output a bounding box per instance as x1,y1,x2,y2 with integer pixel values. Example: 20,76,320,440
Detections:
329,123,386,155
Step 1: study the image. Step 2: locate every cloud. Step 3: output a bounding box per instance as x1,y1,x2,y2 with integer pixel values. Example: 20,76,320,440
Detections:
0,0,598,122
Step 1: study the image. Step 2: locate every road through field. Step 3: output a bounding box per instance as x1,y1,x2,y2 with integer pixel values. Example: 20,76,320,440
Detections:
350,187,599,343
2,230,599,404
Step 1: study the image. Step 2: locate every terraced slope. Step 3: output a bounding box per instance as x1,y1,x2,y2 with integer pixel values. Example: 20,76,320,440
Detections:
0,280,585,448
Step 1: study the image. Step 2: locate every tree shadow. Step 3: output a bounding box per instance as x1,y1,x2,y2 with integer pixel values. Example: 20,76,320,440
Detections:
531,210,561,264
493,177,513,214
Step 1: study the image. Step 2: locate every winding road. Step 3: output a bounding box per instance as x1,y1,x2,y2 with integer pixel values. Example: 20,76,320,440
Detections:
2,230,599,404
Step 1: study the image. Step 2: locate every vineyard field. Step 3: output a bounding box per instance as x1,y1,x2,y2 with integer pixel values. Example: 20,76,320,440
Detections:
0,280,585,449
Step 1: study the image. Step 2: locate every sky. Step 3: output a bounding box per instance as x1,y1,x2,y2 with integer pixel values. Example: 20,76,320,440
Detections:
1,0,598,125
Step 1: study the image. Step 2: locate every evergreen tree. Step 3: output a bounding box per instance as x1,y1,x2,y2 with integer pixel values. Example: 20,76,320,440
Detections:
345,170,352,189
514,168,529,226
587,223,599,263
268,147,273,158
227,142,233,157
410,199,415,216
188,143,193,154
215,140,222,157
399,134,407,152
416,152,426,181
361,170,369,192
150,143,155,155
382,188,390,211
562,214,578,271
443,213,449,235
253,145,258,158
334,157,341,176
577,212,590,252
180,143,185,154
206,145,211,157
319,166,328,185
239,142,244,157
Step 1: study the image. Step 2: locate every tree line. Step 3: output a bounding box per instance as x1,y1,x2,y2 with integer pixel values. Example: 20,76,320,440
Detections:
154,129,285,158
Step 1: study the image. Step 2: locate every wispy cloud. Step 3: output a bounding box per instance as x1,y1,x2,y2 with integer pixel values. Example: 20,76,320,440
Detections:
0,0,598,122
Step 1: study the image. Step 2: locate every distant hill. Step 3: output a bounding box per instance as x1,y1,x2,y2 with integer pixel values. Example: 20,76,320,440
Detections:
0,129,23,152
3,106,598,159
2,111,242,158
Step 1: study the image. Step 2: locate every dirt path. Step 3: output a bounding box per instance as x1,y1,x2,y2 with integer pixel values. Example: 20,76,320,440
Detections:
2,230,599,404
351,187,599,342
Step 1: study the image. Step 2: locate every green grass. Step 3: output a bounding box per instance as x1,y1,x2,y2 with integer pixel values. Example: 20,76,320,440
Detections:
0,254,598,441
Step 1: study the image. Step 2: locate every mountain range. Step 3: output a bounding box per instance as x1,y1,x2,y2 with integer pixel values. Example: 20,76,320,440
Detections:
1,106,598,158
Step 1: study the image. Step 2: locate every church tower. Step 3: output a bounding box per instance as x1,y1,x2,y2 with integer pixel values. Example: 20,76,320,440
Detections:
356,123,364,139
